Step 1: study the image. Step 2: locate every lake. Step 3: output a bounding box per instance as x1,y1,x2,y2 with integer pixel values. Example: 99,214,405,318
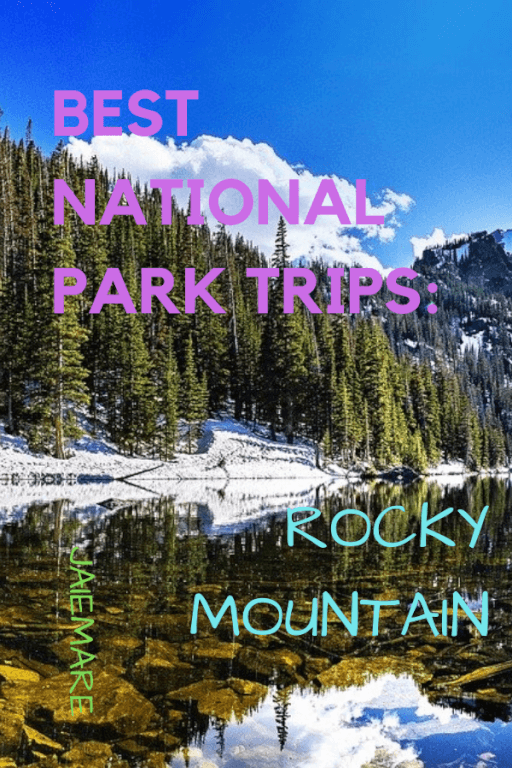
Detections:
0,476,510,767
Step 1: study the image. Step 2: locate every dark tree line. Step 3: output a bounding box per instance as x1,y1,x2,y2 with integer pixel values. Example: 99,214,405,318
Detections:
0,125,507,470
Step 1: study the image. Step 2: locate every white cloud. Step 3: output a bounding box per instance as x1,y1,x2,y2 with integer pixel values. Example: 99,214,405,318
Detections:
170,674,489,768
68,134,414,271
383,189,415,211
410,227,467,260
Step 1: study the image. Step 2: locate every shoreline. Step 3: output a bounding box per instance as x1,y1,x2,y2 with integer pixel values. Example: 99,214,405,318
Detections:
0,417,509,490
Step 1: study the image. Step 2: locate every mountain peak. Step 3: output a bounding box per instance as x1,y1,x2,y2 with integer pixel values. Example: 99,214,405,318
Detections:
413,229,512,298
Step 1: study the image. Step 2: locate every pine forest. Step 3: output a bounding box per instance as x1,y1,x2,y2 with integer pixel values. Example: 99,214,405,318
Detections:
0,126,509,471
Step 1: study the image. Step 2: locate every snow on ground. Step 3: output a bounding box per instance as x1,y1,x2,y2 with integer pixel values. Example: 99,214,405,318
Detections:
0,414,363,532
455,241,470,259
428,460,467,476
0,417,339,482
0,412,482,532
460,330,485,354
0,416,506,488
0,417,359,524
0,418,507,528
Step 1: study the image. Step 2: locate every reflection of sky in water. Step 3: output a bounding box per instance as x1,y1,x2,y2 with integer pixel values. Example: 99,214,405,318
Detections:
170,675,511,768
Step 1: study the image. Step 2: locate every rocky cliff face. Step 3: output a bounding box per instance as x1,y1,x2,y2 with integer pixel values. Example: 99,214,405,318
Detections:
416,229,512,298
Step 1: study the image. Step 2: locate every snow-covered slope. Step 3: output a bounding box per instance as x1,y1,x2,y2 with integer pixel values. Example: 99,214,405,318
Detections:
0,417,339,483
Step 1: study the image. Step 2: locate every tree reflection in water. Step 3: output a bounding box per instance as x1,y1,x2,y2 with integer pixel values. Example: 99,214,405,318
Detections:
0,477,509,766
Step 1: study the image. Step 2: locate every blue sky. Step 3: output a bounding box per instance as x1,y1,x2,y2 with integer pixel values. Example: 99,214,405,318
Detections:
4,0,512,266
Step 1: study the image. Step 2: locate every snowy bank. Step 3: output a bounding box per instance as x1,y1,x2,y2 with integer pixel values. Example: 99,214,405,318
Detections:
0,417,342,483
0,418,506,498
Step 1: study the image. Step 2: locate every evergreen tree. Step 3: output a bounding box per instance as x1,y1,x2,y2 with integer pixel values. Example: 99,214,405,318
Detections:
273,688,291,751
180,335,208,452
160,331,179,459
272,216,289,269
0,121,509,470
28,171,89,457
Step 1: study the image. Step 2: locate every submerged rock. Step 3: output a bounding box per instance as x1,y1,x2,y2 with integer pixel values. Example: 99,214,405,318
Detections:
441,658,512,687
302,656,332,680
131,638,198,693
22,725,64,760
166,679,223,702
180,638,241,660
316,656,432,689
50,635,80,665
0,703,24,756
30,671,155,737
61,740,119,768
0,664,41,685
116,739,149,758
96,635,143,668
22,724,64,754
227,677,267,697
166,678,267,721
195,687,246,720
237,647,302,679
144,753,168,768
363,747,424,767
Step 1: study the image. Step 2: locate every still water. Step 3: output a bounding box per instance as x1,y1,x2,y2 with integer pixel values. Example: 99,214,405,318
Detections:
0,476,511,767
